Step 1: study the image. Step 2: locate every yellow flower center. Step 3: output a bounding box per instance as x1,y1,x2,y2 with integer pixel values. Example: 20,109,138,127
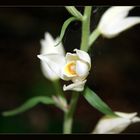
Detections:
64,61,77,76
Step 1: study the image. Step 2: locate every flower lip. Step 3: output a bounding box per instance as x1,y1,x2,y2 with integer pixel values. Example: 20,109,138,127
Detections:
63,80,87,91
64,61,77,76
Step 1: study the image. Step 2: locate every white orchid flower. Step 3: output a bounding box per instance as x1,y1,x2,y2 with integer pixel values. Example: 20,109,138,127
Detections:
38,48,91,92
93,112,140,134
39,32,65,81
98,6,140,38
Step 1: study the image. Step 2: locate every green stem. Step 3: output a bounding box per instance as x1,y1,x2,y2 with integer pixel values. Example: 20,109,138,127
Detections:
65,6,83,21
63,6,92,134
80,6,92,52
63,92,80,134
88,28,100,49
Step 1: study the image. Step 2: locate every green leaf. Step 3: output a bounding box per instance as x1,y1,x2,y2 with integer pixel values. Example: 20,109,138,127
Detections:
2,96,54,117
65,6,83,20
83,87,116,116
55,17,77,46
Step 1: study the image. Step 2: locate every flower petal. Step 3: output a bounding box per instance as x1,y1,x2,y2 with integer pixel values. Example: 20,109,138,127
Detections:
41,32,65,56
40,32,55,54
115,112,138,119
76,60,89,77
99,6,134,25
110,17,140,36
37,54,66,79
93,117,131,134
40,61,59,80
74,49,91,67
65,52,78,63
55,37,65,56
63,80,87,91
132,117,140,123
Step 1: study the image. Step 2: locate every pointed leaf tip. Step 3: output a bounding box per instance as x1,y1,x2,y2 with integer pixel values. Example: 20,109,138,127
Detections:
83,87,116,116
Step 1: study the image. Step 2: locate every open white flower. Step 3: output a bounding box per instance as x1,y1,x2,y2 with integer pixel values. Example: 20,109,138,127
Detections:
38,48,91,91
39,32,65,81
93,112,140,134
98,6,140,38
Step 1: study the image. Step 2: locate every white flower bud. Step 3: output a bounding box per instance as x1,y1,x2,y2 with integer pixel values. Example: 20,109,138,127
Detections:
98,6,140,38
93,112,140,134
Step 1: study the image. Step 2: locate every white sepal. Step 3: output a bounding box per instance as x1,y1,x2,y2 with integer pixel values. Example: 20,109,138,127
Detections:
38,32,65,81
38,54,66,80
